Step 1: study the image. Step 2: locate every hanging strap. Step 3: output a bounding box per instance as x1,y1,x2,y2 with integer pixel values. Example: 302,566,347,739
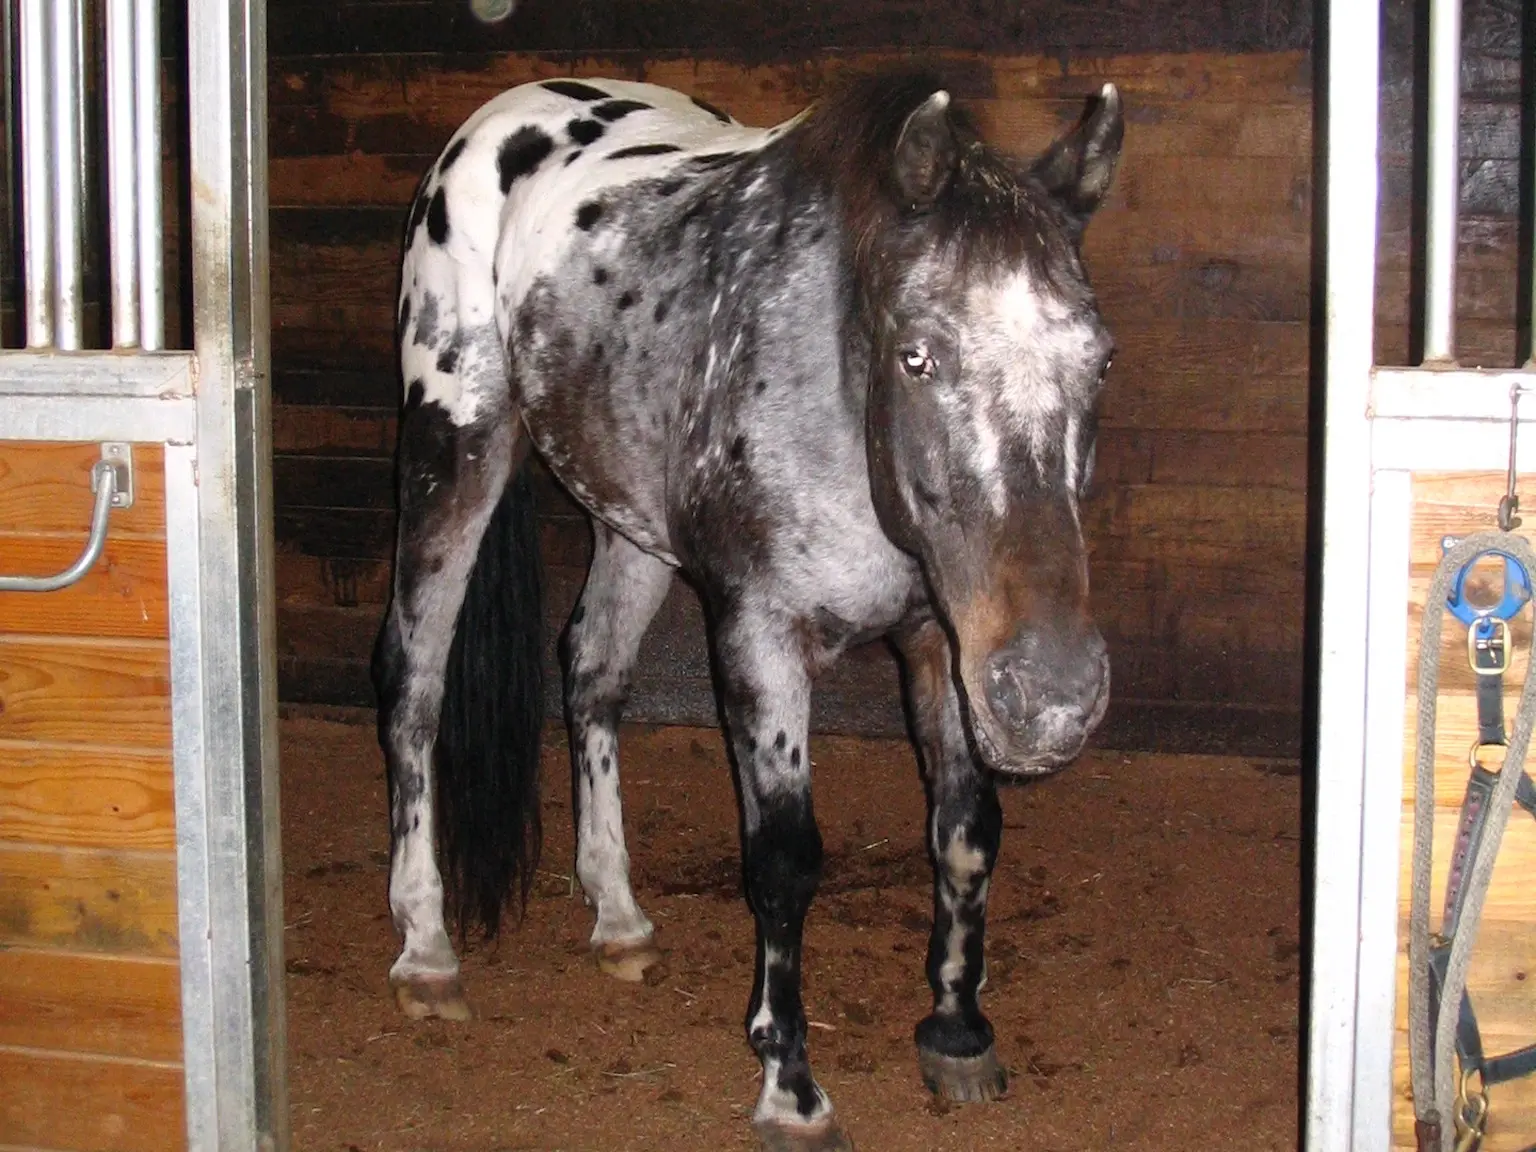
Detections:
1410,531,1536,1152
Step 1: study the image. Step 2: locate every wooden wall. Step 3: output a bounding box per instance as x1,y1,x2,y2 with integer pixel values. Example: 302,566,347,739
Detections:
1395,475,1536,1150
0,442,186,1152
255,0,1525,758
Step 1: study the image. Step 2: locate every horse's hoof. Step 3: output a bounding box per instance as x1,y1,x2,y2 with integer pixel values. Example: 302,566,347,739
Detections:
593,936,666,983
392,975,472,1021
753,1117,854,1152
917,1045,1007,1103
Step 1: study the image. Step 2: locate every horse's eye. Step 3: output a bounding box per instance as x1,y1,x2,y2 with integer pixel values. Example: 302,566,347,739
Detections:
900,347,935,380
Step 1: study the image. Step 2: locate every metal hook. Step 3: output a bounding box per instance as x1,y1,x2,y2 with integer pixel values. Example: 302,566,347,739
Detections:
1499,385,1536,531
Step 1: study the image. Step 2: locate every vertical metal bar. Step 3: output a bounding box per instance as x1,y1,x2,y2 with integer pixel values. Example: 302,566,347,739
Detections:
1,0,16,348
134,0,163,349
106,0,140,348
19,0,53,347
184,0,286,1146
48,0,82,349
1352,469,1414,1152
1423,0,1462,363
1308,0,1381,1147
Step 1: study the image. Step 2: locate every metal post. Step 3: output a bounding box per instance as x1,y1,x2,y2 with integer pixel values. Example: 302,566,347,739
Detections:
181,0,286,1146
1309,0,1382,1148
134,0,163,349
48,0,83,349
19,0,53,347
106,0,140,348
1423,0,1461,363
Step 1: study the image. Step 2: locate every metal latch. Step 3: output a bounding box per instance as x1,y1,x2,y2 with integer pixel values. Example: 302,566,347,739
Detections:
0,442,134,593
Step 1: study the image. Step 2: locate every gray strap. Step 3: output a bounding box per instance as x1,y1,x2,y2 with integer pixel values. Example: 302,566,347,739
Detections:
1409,531,1536,1152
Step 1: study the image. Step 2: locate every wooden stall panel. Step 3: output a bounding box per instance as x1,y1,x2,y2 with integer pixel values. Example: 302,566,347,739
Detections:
1395,473,1536,1151
0,744,176,851
0,440,185,1151
0,950,182,1061
0,1048,185,1152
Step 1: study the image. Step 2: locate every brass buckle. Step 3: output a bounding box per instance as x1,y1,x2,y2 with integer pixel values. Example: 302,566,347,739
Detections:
1469,741,1508,772
1467,618,1511,675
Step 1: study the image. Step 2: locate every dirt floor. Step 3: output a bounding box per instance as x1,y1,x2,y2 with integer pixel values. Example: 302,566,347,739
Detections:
281,715,1302,1151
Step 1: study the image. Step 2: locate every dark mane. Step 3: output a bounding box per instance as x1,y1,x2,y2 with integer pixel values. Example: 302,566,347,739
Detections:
786,70,1087,302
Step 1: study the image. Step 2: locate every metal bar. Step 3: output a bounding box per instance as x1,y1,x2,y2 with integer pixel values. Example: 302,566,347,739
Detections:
19,0,54,347
1352,468,1413,1152
1423,0,1462,363
165,442,217,1152
48,0,83,349
0,350,195,396
1,0,17,348
184,0,287,1145
106,0,141,348
134,0,163,349
0,459,119,592
1372,366,1536,420
1308,0,1382,1145
5,393,196,442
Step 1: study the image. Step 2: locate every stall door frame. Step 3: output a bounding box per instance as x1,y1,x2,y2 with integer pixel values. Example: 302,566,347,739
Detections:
1310,0,1536,1147
0,0,284,1147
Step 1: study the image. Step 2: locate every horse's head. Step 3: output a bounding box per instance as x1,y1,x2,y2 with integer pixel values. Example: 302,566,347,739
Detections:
854,80,1123,775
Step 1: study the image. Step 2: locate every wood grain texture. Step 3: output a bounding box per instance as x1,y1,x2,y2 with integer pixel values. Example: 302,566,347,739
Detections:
0,949,182,1061
0,443,166,538
1394,472,1536,1152
0,534,168,640
0,638,171,750
0,743,176,851
0,1046,185,1152
0,844,178,957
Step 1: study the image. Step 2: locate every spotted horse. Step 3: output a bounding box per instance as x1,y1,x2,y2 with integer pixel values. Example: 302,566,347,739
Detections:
373,69,1122,1151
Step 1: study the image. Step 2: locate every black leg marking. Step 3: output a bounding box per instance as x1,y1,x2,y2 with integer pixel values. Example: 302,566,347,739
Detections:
899,620,1008,1102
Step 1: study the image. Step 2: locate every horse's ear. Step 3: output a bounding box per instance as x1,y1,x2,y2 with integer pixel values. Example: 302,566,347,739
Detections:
892,90,957,208
1030,83,1123,236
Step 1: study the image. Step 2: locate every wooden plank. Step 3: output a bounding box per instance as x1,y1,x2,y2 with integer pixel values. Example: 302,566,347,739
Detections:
0,1047,185,1152
0,443,165,538
0,638,171,750
0,743,175,852
0,844,178,957
0,949,181,1061
0,534,168,640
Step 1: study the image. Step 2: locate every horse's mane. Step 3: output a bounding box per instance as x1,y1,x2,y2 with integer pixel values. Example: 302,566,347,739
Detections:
786,70,1086,301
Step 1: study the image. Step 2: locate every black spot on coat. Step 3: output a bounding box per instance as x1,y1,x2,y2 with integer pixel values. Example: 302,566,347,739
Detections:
438,137,468,174
609,143,683,160
497,127,554,193
568,118,604,146
542,79,609,101
427,188,449,244
575,202,604,230
593,99,651,122
691,94,733,123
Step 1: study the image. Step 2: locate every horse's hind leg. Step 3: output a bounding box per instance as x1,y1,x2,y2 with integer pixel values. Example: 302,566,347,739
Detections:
896,619,1007,1102
562,527,672,980
374,390,514,1022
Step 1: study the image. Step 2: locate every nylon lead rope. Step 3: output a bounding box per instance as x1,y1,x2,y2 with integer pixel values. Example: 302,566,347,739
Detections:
1410,531,1536,1152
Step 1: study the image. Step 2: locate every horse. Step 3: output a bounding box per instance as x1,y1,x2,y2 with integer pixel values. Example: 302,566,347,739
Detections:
373,68,1122,1151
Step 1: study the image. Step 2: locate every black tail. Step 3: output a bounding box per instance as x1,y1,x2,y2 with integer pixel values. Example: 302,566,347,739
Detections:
437,463,545,940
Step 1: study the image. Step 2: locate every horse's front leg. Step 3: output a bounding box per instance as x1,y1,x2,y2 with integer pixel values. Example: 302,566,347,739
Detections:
898,618,1008,1102
716,611,850,1152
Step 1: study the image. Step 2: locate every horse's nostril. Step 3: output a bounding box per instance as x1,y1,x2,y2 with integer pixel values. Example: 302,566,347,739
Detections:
984,653,1033,731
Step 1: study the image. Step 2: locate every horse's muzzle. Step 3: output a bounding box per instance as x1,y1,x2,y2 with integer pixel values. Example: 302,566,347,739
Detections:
973,624,1109,775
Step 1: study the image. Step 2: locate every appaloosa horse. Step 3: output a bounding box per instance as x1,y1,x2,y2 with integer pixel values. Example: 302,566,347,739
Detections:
373,69,1122,1150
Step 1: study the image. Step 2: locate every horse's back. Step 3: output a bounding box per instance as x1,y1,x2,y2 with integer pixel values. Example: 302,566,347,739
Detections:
397,78,772,425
